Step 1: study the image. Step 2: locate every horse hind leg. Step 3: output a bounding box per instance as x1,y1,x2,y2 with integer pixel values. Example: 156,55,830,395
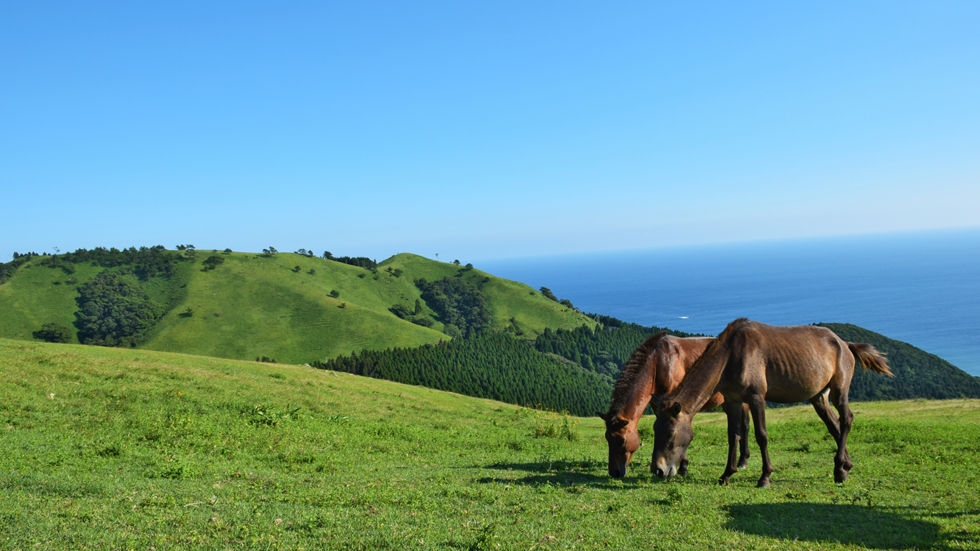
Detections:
737,402,750,470
834,404,855,483
747,395,773,488
810,390,852,470
831,390,855,483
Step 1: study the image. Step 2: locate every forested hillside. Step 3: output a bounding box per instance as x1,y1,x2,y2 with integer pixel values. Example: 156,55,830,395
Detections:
818,323,980,400
534,315,697,380
312,332,610,416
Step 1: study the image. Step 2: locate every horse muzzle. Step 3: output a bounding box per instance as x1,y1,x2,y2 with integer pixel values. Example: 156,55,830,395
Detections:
652,461,677,479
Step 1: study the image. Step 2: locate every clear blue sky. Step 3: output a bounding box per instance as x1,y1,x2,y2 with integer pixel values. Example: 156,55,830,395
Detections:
2,1,978,262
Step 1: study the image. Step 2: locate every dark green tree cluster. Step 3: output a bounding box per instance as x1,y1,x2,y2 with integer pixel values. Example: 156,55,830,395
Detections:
388,303,434,328
32,322,73,343
537,286,577,310
818,323,980,400
389,304,412,319
415,276,492,337
74,271,162,347
38,246,178,281
311,332,611,415
322,251,378,270
202,255,225,271
175,244,196,259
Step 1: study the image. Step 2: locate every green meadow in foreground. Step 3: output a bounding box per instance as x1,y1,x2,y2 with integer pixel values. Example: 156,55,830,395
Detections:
1,338,978,550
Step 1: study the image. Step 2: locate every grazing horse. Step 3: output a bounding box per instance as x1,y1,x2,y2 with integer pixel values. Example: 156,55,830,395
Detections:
651,319,892,487
600,332,750,478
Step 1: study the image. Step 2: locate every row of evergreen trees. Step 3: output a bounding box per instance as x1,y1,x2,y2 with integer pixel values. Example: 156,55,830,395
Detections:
535,319,695,381
311,332,612,416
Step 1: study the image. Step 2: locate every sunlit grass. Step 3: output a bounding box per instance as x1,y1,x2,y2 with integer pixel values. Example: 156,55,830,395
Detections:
1,338,977,549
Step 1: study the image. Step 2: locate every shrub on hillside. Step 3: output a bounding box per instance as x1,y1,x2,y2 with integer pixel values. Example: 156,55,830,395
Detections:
202,255,225,271
32,322,73,343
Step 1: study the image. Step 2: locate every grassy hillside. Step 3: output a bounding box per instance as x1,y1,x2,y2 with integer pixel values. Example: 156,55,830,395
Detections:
1,338,978,550
380,253,594,336
0,249,595,363
142,251,449,363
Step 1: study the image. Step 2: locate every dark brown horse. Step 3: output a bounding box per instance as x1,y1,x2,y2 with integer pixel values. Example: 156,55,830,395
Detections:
651,319,892,487
600,331,749,478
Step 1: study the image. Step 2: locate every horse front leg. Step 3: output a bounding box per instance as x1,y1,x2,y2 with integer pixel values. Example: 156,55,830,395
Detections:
737,402,750,469
719,400,744,485
747,394,773,488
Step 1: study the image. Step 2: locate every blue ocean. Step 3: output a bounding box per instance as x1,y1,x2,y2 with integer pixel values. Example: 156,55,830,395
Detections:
480,228,980,377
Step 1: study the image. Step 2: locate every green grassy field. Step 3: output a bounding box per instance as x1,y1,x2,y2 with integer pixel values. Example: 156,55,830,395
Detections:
1,338,977,550
0,251,595,364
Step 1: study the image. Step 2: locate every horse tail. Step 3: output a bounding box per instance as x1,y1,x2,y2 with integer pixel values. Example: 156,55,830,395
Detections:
847,342,893,377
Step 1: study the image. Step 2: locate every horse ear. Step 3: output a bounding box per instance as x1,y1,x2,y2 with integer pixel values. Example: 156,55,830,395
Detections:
597,411,610,421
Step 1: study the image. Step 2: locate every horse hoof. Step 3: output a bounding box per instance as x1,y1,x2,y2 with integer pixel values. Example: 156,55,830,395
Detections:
737,460,749,470
756,479,770,488
718,477,730,486
834,471,848,483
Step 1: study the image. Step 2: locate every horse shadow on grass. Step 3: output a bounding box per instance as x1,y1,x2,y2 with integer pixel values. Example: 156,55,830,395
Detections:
725,502,972,550
475,459,647,489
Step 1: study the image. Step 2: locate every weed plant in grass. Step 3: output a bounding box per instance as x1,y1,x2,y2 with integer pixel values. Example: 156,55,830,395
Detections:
1,338,978,550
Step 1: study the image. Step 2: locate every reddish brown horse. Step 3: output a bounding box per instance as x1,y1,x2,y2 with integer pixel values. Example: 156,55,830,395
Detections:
600,332,749,478
651,319,892,487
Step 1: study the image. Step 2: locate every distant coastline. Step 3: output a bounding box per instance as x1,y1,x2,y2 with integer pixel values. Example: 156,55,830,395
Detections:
480,228,980,377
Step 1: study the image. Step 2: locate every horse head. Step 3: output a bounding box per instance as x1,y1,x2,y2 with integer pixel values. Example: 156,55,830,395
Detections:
651,401,693,479
599,411,642,478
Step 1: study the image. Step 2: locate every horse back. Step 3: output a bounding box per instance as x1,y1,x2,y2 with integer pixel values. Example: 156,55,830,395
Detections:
720,322,853,403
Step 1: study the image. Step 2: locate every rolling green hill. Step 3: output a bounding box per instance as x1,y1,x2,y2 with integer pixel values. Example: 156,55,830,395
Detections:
0,248,595,363
1,338,977,549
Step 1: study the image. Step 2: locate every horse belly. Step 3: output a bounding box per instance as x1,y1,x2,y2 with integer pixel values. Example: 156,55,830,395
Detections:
762,361,833,403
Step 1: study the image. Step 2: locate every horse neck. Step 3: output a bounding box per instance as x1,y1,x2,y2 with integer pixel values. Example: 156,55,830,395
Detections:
610,348,658,422
669,343,728,414
621,377,654,421
654,337,711,396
